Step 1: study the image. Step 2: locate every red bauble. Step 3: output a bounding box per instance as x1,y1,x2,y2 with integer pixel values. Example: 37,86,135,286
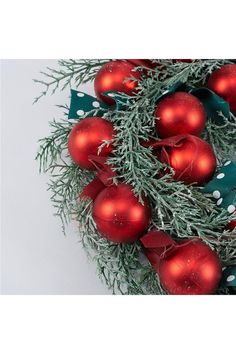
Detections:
155,92,206,138
157,135,216,185
92,184,151,243
68,117,114,170
159,239,222,295
207,64,236,112
94,60,142,105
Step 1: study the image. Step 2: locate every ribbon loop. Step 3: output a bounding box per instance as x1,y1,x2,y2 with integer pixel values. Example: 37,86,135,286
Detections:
202,161,236,211
140,229,175,272
221,266,236,288
155,82,231,125
80,156,117,201
68,89,108,119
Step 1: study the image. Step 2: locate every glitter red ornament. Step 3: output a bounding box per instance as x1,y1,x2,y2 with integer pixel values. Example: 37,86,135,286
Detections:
94,60,142,105
207,64,236,113
155,92,206,138
68,117,114,170
153,135,216,185
159,239,222,295
92,184,151,243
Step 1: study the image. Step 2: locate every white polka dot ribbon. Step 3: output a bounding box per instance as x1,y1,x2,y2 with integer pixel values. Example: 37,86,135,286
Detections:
68,89,131,120
202,161,236,213
221,266,236,289
68,89,108,119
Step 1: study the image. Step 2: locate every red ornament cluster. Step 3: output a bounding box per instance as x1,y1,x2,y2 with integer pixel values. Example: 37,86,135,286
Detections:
66,60,235,295
152,85,218,185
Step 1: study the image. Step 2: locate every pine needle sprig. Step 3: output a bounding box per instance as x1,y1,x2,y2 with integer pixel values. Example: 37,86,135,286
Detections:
203,112,236,164
36,118,73,173
33,59,110,103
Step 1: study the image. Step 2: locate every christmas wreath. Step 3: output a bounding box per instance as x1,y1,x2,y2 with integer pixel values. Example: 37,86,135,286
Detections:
36,59,236,295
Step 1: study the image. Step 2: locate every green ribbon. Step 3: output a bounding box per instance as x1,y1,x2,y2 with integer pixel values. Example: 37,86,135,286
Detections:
203,162,236,291
202,161,236,212
221,266,236,288
68,89,108,119
68,89,131,119
189,88,230,125
69,81,232,124
156,82,231,125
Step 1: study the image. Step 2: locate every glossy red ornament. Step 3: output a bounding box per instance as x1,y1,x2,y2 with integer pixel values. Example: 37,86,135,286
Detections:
94,60,142,105
159,239,222,295
156,135,216,185
68,117,114,170
92,184,151,243
155,92,206,138
207,64,236,112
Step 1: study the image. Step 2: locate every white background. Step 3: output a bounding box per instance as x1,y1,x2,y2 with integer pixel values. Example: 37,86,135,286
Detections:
1,59,110,294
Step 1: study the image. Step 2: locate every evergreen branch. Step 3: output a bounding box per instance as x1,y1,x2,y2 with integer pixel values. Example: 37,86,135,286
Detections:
36,118,73,172
203,112,236,164
33,59,109,103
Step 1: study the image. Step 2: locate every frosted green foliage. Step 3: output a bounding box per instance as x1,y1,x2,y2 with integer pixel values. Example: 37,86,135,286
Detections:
36,59,236,294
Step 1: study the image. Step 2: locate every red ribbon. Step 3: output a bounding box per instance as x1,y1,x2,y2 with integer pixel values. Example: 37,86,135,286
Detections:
142,134,199,176
140,228,200,274
80,156,117,201
140,229,175,272
143,134,190,148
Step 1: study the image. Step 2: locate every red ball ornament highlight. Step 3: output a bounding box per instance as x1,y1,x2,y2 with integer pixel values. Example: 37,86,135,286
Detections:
207,64,236,112
155,92,206,138
159,239,222,295
68,117,114,170
94,60,142,105
157,135,216,185
92,184,151,243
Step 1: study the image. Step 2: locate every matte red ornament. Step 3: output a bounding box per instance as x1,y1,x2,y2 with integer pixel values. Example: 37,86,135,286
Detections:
207,64,236,112
153,135,216,185
68,117,114,170
159,239,222,295
155,92,206,138
92,184,151,243
94,60,142,105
